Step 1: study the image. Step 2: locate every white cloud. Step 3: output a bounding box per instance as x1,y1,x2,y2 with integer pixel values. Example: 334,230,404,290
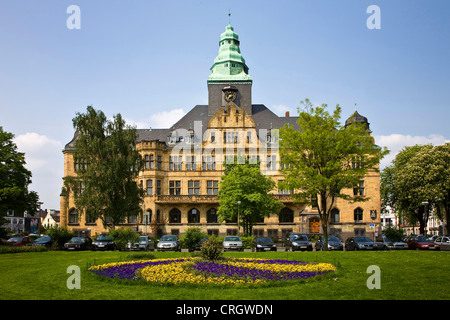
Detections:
126,108,187,129
374,133,449,169
14,133,63,210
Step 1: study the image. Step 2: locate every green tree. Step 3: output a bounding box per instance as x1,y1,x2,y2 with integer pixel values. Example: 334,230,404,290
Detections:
217,160,283,236
279,100,388,250
383,143,450,235
63,106,145,229
432,143,450,234
0,127,39,236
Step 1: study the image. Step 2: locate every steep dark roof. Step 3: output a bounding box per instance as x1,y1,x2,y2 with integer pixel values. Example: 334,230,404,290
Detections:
67,105,301,147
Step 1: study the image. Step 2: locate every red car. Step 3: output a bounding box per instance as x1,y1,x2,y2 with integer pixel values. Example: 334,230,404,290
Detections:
405,236,440,250
7,236,31,246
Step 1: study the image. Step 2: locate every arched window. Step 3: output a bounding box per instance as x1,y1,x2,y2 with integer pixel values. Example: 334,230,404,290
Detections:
69,209,78,224
207,208,218,223
143,209,152,224
279,207,294,223
354,208,363,222
330,208,340,223
169,208,181,223
188,208,200,223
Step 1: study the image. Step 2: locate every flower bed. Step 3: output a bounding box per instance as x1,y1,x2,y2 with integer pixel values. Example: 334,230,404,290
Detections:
89,257,337,286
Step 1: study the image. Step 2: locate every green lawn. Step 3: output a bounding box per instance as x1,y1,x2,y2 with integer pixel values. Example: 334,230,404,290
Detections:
0,250,449,300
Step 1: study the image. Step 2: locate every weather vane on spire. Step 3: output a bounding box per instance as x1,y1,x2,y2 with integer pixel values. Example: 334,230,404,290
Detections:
228,10,231,25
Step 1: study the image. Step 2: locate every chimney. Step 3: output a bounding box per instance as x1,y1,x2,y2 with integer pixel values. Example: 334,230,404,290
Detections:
285,111,290,117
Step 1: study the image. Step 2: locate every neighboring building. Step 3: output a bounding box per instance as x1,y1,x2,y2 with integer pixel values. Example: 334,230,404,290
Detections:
3,209,40,234
41,209,60,229
60,22,382,241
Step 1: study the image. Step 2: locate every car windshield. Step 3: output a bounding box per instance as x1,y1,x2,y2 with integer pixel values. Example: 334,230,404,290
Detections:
35,236,51,242
256,237,273,243
71,237,85,243
8,237,23,242
97,235,111,241
354,237,372,242
292,234,308,241
161,235,177,241
139,236,147,241
327,236,340,242
415,236,431,242
224,236,241,241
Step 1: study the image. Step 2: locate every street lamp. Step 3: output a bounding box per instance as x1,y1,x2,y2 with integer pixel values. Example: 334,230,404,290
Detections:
237,201,241,236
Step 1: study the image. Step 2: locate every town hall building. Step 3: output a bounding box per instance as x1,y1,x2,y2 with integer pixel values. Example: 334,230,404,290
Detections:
60,22,382,242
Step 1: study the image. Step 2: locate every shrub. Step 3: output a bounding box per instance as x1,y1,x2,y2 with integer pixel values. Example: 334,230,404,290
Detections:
0,245,48,254
125,252,155,261
180,227,206,252
241,236,255,249
200,235,223,261
109,228,140,251
45,226,74,250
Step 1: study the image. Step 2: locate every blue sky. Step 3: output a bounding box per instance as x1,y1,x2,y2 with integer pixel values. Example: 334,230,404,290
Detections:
1,0,449,210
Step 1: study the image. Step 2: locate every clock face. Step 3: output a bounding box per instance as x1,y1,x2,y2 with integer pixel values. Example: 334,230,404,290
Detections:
224,90,236,102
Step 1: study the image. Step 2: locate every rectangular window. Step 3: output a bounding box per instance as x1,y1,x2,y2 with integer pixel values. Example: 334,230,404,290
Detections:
149,154,154,169
169,156,182,171
202,156,216,170
156,180,161,195
267,155,276,170
207,180,219,195
188,180,200,195
353,181,365,196
169,180,181,195
157,156,162,170
146,180,153,195
186,156,196,170
145,155,150,169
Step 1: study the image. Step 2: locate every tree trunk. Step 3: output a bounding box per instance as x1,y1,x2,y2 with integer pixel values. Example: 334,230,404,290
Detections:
320,193,329,251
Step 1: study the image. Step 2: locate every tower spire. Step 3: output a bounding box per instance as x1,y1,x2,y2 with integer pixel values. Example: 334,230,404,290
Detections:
228,10,231,25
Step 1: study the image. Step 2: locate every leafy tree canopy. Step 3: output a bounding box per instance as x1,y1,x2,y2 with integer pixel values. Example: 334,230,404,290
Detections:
217,159,283,236
279,99,388,249
0,127,39,222
64,106,145,229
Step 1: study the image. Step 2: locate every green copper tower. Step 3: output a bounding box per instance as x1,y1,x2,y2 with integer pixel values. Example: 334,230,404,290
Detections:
208,21,253,116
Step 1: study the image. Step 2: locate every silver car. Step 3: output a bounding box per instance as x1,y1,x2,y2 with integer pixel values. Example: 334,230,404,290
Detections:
223,236,243,252
435,236,450,251
156,235,180,251
126,236,154,251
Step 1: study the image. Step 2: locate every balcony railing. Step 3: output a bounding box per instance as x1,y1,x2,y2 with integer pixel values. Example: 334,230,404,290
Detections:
155,195,218,203
155,194,294,203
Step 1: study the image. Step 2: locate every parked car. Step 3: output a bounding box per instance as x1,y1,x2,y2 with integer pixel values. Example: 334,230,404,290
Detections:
253,237,277,252
30,235,53,248
156,235,181,251
286,233,313,251
315,236,343,251
126,236,154,251
223,236,243,252
64,237,93,250
6,236,30,246
345,236,376,251
434,236,450,251
405,235,440,250
379,235,408,250
92,234,116,251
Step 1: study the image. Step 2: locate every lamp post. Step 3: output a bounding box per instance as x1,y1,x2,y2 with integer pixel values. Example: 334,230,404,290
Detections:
237,201,241,236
